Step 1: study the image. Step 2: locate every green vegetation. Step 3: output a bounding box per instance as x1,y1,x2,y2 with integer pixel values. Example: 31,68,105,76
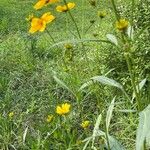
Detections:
0,0,150,149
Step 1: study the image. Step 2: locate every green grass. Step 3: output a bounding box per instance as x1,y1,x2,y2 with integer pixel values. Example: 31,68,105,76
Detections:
0,0,150,149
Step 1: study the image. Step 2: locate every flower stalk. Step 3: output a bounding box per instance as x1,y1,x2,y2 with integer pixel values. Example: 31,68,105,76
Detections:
63,0,82,39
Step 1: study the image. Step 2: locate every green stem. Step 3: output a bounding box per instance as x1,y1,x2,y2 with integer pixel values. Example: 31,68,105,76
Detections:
110,0,120,20
84,22,95,34
63,0,82,39
105,125,111,150
124,53,141,111
46,29,56,44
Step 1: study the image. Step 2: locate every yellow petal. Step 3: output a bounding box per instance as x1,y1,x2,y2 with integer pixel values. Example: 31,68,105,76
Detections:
56,106,63,115
67,2,75,9
39,21,46,32
34,0,46,10
41,12,55,23
56,6,64,12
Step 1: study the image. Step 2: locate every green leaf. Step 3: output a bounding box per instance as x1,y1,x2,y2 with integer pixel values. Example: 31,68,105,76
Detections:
79,75,130,101
132,78,147,102
106,97,115,131
106,34,118,46
91,76,122,89
118,109,137,113
92,114,102,148
136,104,150,150
106,136,126,150
79,69,115,91
91,76,130,100
127,26,134,40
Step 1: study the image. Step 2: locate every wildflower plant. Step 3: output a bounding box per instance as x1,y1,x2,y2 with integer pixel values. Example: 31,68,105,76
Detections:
1,0,149,149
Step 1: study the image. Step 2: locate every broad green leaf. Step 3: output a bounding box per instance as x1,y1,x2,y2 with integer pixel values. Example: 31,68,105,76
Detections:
136,104,150,150
106,97,115,131
106,34,118,46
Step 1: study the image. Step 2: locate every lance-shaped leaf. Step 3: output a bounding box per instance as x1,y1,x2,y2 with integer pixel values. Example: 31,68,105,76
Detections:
106,97,115,131
106,34,118,46
136,104,150,150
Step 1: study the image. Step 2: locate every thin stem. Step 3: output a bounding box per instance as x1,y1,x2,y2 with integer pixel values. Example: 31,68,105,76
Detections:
105,125,111,150
124,53,141,112
131,0,135,27
110,0,120,21
63,0,82,39
46,29,56,44
84,22,95,34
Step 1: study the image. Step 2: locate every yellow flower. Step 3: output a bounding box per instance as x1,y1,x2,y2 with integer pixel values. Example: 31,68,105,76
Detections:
29,18,46,34
97,11,107,18
29,12,55,34
8,112,14,118
34,0,59,10
56,2,75,12
56,103,71,115
115,19,129,31
81,120,90,129
46,115,53,122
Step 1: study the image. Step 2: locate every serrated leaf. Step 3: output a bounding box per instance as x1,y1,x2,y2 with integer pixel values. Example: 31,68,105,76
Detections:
136,104,150,150
106,34,118,46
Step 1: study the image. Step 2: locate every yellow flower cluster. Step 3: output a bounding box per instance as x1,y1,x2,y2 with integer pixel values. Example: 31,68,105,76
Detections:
28,1,76,34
